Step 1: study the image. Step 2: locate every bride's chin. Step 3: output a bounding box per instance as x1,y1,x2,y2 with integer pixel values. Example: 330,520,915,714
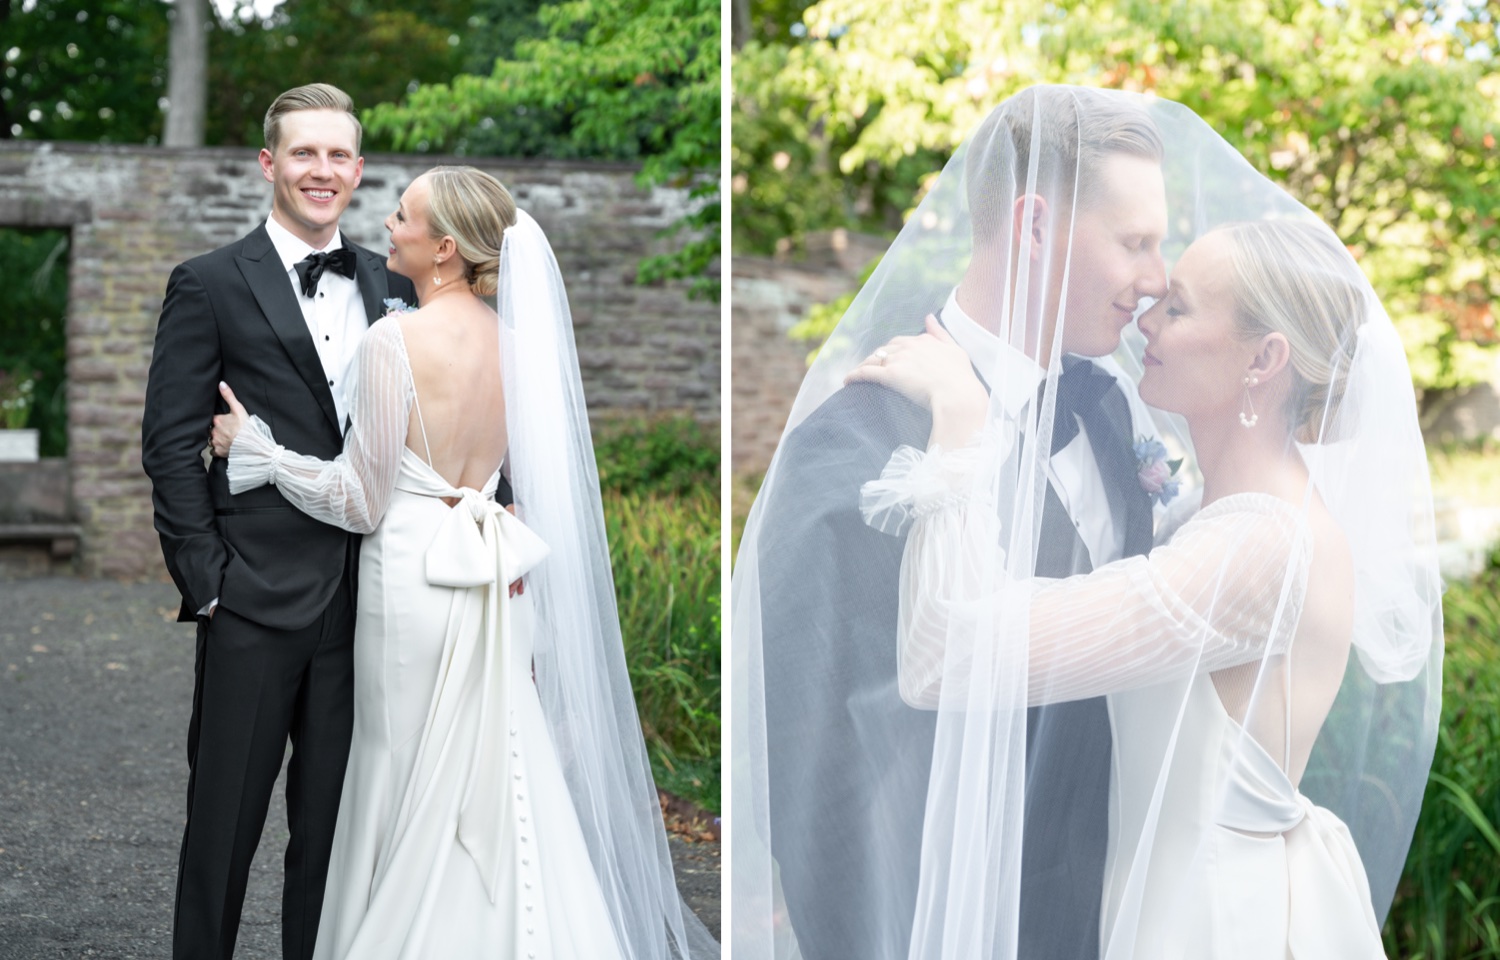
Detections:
1136,378,1171,412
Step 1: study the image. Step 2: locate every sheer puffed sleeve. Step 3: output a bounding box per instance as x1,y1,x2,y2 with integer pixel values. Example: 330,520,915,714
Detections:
863,442,1311,709
227,320,413,535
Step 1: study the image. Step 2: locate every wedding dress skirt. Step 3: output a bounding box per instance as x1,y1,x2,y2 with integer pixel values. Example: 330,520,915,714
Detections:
1102,674,1384,960
313,449,626,960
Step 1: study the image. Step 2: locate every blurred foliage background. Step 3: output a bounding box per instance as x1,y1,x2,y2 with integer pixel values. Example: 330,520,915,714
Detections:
3,0,719,297
732,0,1500,392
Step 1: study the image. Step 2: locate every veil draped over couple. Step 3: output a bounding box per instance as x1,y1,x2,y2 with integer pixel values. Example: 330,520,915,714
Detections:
142,84,700,959
732,86,1442,959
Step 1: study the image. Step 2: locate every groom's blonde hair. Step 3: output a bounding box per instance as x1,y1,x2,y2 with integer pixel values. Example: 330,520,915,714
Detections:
263,83,362,155
966,87,1163,247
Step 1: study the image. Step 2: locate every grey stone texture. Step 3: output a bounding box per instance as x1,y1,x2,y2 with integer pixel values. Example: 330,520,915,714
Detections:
730,230,887,475
0,142,719,580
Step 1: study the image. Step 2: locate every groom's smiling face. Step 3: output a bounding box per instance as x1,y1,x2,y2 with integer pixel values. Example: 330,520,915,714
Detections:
259,108,364,249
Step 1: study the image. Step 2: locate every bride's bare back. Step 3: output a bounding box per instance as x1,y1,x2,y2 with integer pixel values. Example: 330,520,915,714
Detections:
398,297,508,494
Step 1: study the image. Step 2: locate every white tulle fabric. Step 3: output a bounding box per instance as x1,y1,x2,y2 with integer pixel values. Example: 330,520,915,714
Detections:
228,209,699,959
860,438,1311,710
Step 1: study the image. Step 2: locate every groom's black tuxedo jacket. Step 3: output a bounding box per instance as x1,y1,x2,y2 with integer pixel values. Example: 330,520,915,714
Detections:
142,223,420,630
761,351,1152,960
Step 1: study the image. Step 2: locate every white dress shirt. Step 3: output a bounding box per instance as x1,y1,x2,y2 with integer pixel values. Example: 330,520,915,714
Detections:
265,214,369,427
941,289,1132,567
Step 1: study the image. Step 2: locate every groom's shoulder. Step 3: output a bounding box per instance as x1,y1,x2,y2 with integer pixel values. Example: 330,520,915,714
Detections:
786,380,930,462
174,221,271,274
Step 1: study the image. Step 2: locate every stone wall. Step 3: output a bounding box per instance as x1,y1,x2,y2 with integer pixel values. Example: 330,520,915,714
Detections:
730,231,885,475
0,142,718,578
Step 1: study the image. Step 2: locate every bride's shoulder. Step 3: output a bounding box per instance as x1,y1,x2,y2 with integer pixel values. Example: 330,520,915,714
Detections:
1170,491,1309,552
364,314,410,350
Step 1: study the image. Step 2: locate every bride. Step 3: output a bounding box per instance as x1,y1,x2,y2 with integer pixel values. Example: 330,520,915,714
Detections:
210,166,698,958
731,88,1442,959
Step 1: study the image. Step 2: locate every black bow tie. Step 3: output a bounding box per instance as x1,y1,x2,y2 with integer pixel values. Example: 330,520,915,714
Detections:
1041,358,1115,454
294,247,357,298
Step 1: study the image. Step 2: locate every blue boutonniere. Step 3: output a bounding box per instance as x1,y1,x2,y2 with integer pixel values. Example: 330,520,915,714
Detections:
382,297,416,316
1134,435,1183,506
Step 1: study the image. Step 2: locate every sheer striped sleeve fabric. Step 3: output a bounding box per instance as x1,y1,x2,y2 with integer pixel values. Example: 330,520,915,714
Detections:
226,319,414,535
871,444,1311,710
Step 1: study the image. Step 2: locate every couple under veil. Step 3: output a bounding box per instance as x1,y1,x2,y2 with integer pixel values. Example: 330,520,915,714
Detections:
732,85,1443,959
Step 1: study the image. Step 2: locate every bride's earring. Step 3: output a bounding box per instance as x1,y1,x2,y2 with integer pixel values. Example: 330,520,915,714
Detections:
433,257,443,287
1239,375,1259,428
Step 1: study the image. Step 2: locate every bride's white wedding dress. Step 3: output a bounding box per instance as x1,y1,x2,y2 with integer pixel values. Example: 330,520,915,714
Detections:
1103,671,1381,960
228,319,625,959
865,439,1388,959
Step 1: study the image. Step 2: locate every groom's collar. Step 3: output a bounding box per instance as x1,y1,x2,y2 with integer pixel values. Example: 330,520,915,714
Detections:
264,214,347,274
941,288,1043,420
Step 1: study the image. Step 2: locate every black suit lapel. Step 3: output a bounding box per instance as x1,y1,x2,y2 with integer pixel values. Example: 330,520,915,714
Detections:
1083,382,1154,558
236,226,342,434
351,244,391,326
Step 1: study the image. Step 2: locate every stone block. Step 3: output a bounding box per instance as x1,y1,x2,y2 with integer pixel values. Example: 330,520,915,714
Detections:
70,359,120,383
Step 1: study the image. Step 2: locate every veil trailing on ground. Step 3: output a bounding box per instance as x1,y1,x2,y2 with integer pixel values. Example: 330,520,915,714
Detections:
499,210,698,959
731,86,1442,959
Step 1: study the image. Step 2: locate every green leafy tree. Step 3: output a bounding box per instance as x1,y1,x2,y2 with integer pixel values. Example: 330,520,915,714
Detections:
0,228,69,456
2,0,493,147
2,0,171,142
205,0,485,147
366,0,722,300
733,0,1500,390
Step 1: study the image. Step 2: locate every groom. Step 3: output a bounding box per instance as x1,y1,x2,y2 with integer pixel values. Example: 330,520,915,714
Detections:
760,88,1167,960
141,83,415,960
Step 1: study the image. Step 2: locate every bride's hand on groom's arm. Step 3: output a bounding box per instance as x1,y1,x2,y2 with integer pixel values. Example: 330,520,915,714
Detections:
209,382,249,458
846,314,989,449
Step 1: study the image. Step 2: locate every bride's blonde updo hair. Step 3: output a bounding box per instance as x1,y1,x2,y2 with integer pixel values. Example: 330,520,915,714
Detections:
1219,220,1368,443
424,166,518,296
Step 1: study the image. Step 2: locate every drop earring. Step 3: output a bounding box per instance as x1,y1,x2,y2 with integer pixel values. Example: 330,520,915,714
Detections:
1239,375,1259,428
433,257,443,287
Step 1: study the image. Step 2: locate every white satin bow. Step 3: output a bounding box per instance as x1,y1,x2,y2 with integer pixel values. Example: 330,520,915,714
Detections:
1214,741,1386,960
425,487,551,589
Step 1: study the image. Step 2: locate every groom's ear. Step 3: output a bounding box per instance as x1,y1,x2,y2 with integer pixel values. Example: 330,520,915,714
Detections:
1011,195,1051,263
258,148,276,184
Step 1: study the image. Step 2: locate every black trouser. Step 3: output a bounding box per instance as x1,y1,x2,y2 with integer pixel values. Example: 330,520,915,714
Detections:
172,572,355,960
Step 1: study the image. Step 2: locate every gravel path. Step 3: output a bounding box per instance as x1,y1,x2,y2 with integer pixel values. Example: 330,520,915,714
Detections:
0,577,719,958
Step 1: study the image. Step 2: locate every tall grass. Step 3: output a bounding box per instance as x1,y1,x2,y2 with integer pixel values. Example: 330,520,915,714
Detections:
1386,559,1500,958
596,418,721,812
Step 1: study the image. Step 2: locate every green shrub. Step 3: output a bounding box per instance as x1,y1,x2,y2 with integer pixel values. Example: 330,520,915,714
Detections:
596,416,721,812
0,228,68,456
594,417,720,497
1386,565,1500,958
604,486,721,812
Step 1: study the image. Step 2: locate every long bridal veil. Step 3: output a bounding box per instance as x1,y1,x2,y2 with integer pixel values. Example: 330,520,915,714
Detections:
499,211,699,959
731,86,1442,959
